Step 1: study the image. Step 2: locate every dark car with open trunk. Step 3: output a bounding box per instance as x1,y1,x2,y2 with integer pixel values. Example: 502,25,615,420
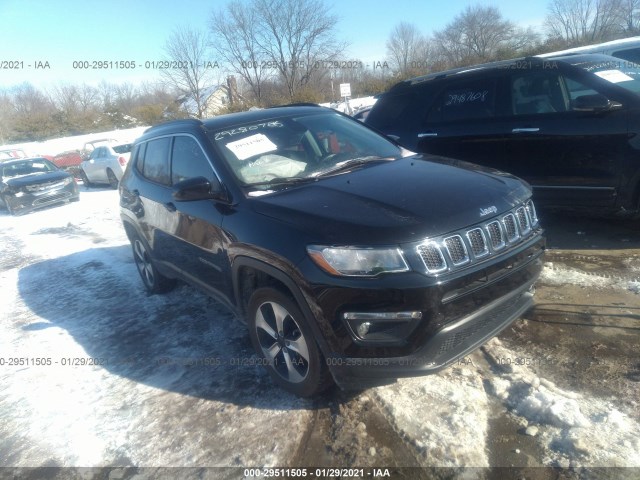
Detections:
119,105,545,396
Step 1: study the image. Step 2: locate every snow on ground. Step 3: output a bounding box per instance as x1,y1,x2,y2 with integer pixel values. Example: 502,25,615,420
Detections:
483,339,640,468
541,262,640,294
374,359,490,468
0,190,311,468
2,188,639,471
0,126,149,157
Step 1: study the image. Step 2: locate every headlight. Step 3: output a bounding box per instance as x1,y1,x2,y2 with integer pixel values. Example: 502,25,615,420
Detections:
307,245,409,277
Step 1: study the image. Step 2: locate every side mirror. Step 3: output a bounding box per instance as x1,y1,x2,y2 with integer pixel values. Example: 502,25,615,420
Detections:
573,94,620,112
172,176,226,202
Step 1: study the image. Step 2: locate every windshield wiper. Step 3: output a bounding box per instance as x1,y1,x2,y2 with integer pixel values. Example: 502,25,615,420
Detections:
310,156,392,178
248,176,317,188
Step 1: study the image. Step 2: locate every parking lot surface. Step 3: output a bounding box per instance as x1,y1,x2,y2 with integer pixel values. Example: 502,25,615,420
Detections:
0,190,638,478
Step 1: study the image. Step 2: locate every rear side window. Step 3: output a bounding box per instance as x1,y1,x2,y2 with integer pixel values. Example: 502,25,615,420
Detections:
171,136,214,184
133,143,147,172
141,137,171,185
427,78,497,123
367,91,418,129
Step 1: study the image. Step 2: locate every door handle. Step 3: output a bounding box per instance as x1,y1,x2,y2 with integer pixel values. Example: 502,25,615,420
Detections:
164,202,176,212
418,132,438,138
512,127,540,133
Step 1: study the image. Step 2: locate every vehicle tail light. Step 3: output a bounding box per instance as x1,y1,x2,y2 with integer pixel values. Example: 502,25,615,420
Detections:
118,156,127,166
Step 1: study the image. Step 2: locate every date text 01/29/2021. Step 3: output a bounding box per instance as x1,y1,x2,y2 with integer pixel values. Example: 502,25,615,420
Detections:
244,468,392,477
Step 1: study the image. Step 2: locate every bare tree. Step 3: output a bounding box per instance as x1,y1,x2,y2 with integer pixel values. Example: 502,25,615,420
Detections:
256,0,346,99
545,0,623,46
0,91,13,144
618,0,640,34
211,0,346,102
11,83,58,140
210,1,271,103
434,5,525,67
162,27,215,118
386,22,432,77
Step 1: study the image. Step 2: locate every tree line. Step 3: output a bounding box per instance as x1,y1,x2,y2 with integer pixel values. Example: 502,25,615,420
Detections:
2,0,639,144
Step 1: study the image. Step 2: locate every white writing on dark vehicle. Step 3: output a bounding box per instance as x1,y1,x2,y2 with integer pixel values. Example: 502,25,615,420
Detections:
446,90,489,106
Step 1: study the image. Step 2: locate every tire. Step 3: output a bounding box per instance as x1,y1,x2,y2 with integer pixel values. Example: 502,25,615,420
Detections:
130,233,176,294
107,169,119,189
247,287,333,397
79,169,92,188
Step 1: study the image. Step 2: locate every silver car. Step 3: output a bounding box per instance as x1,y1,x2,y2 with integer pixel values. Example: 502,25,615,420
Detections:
80,143,131,188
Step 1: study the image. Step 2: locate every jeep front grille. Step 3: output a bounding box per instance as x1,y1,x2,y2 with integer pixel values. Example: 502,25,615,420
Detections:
418,242,447,273
486,221,505,251
466,228,488,258
416,200,540,276
444,235,469,266
503,214,518,242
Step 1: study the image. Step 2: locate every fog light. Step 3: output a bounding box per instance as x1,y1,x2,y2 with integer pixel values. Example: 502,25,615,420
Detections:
357,322,371,337
343,311,422,345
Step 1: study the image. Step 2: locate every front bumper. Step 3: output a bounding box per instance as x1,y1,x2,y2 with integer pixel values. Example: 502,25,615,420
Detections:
4,183,79,215
327,278,535,389
301,233,545,388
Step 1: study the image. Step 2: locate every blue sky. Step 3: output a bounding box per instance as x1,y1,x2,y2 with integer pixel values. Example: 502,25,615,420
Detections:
0,0,548,89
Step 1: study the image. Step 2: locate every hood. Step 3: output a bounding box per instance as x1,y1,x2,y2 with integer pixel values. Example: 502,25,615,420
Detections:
250,156,531,245
5,170,71,188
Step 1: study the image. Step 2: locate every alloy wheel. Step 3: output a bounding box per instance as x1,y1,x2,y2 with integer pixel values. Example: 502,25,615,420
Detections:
254,301,311,384
133,239,155,288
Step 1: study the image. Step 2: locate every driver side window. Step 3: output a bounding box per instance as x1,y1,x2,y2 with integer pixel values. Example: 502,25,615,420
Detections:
171,136,215,185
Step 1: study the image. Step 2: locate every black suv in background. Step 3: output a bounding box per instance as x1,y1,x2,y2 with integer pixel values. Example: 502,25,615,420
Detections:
366,54,640,218
119,106,544,396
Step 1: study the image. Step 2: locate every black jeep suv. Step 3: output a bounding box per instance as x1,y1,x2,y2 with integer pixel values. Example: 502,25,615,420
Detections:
366,54,640,218
119,106,545,396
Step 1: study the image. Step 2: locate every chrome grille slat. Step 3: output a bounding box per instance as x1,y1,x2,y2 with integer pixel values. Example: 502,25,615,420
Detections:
516,207,531,235
466,228,488,258
502,214,519,242
526,200,538,226
486,221,505,251
416,200,540,276
417,243,447,274
444,235,469,266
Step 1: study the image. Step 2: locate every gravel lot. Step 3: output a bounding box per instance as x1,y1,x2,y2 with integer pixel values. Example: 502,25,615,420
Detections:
0,188,638,479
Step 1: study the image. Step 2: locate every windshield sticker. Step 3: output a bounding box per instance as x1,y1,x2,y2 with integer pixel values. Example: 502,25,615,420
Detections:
214,121,283,141
594,69,634,83
226,133,277,160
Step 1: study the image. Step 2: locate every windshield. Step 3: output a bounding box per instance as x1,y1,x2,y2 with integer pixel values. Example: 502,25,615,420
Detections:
207,111,402,189
578,59,640,94
1,159,57,178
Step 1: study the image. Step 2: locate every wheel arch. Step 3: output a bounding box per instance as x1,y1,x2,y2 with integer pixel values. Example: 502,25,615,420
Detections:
231,257,333,358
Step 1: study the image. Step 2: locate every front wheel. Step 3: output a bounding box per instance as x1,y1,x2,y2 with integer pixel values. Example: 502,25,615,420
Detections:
79,169,92,188
247,287,333,397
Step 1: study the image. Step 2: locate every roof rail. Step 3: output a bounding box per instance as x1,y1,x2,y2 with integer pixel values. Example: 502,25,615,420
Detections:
144,118,204,133
267,102,322,108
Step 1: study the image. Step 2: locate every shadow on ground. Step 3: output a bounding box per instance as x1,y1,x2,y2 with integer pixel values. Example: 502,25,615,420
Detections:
16,245,332,410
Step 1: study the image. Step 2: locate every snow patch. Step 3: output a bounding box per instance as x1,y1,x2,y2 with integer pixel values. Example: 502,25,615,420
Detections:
541,262,640,294
375,361,490,468
484,339,640,467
